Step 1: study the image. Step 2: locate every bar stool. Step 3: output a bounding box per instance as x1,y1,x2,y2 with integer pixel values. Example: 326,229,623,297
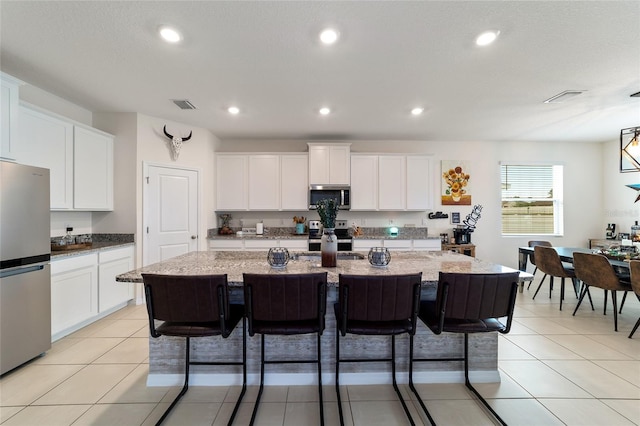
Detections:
142,273,246,426
410,272,519,426
335,273,423,426
243,272,327,426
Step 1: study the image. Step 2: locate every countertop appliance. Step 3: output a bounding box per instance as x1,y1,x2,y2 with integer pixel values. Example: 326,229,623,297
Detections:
309,185,350,210
1,161,51,375
453,227,472,244
606,223,616,240
308,220,353,251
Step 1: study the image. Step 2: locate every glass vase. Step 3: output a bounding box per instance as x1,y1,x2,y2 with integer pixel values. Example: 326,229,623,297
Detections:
321,228,337,267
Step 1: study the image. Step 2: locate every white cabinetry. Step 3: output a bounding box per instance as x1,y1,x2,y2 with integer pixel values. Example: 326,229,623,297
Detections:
16,104,114,211
98,246,134,313
216,155,248,210
0,73,22,160
353,239,384,251
308,143,350,185
350,154,432,211
73,126,114,210
216,153,308,211
280,155,308,210
248,155,279,210
353,238,440,252
209,238,308,251
51,253,99,339
413,239,441,251
17,105,74,209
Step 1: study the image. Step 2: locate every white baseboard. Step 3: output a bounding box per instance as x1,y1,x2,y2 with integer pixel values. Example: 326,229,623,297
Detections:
147,370,501,387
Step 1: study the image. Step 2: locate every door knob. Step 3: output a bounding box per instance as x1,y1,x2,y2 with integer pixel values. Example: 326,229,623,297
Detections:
191,235,197,239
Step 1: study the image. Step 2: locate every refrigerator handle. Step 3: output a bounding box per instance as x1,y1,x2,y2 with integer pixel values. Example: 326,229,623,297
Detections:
0,264,46,279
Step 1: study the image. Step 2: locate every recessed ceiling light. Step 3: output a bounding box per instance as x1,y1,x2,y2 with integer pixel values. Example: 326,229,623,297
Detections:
159,26,182,43
319,28,339,45
319,107,331,115
227,106,240,115
476,30,500,46
411,107,424,116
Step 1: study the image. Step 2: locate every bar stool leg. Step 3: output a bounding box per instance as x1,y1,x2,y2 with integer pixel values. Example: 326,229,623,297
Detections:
335,326,345,426
227,317,247,426
249,335,266,426
156,337,191,425
390,335,415,426
408,334,436,426
317,332,324,425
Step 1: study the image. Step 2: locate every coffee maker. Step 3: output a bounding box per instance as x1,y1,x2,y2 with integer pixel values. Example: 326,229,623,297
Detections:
453,226,472,244
606,223,616,240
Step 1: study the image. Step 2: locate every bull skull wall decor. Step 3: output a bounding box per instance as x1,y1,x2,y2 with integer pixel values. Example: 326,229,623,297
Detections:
163,125,192,161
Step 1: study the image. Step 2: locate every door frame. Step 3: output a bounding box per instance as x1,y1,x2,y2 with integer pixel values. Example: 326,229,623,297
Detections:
142,161,202,266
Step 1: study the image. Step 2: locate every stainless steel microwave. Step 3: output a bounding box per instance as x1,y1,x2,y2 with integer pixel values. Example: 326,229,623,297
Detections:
309,185,351,210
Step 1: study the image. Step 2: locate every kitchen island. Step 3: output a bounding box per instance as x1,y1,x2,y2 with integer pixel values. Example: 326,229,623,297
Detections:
117,251,530,387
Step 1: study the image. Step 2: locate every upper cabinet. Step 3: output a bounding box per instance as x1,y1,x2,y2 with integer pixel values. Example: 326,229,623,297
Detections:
0,73,23,160
308,143,350,185
216,153,308,211
351,154,433,211
16,103,114,210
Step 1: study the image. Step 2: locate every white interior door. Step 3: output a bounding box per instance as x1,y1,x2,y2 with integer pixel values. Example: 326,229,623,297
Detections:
144,164,199,265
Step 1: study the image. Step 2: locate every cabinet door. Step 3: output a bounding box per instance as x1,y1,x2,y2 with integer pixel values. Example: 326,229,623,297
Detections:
413,239,441,251
17,105,73,209
350,155,378,210
280,155,308,210
1,75,21,160
73,126,114,210
308,145,330,184
216,155,248,210
329,145,351,184
383,239,412,251
406,156,432,210
98,247,134,312
378,156,406,210
51,254,98,337
248,155,279,210
353,239,384,251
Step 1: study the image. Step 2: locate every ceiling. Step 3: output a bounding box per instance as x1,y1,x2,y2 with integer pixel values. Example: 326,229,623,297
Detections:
1,1,639,143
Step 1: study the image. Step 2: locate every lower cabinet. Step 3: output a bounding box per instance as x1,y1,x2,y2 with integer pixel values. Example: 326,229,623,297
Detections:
51,245,134,341
353,238,441,252
209,238,308,251
51,254,99,339
98,246,135,312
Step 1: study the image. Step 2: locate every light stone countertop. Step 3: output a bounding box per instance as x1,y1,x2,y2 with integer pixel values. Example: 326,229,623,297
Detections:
117,250,530,286
51,242,134,260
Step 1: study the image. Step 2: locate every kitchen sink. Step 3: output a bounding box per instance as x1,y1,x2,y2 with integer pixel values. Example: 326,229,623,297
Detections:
291,253,365,261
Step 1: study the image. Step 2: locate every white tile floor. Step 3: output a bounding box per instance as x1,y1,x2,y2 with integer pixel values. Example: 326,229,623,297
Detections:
1,275,639,425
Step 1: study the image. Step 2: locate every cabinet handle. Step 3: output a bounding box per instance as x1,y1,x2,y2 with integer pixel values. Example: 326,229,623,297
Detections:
191,235,197,239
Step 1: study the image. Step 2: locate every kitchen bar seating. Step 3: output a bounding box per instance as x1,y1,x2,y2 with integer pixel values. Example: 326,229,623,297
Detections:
410,272,519,426
142,274,246,426
335,273,423,426
243,272,328,426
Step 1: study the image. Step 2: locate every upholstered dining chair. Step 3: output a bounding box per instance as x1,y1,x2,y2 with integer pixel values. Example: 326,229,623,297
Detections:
572,252,632,332
627,260,640,338
335,273,425,426
142,273,246,426
243,272,327,426
527,240,552,289
410,272,519,426
533,245,581,310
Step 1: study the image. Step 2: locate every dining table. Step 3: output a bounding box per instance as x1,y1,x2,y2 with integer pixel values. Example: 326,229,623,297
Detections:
517,246,631,292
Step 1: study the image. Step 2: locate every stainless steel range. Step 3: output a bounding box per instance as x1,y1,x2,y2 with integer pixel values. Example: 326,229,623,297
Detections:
308,220,353,251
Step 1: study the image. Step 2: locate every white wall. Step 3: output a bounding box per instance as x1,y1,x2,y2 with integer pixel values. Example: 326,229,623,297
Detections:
217,139,605,268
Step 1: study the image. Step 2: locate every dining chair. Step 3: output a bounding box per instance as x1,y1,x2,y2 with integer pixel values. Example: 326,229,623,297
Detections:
411,271,519,426
142,274,246,426
335,273,425,426
572,252,632,332
527,240,552,289
243,272,327,426
628,260,640,338
533,245,581,310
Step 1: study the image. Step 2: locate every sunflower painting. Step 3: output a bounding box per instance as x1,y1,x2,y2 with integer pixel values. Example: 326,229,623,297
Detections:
441,161,471,205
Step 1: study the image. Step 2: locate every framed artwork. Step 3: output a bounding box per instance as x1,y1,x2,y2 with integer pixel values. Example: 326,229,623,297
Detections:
441,160,471,205
450,212,461,224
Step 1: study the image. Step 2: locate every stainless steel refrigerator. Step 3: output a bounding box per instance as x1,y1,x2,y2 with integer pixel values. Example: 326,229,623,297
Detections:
0,161,51,375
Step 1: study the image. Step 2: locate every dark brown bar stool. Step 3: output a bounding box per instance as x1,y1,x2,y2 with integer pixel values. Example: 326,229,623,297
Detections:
335,273,423,426
410,272,519,426
243,272,327,426
142,273,246,426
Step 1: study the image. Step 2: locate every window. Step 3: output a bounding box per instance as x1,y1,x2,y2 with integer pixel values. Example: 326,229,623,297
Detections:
500,163,564,235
